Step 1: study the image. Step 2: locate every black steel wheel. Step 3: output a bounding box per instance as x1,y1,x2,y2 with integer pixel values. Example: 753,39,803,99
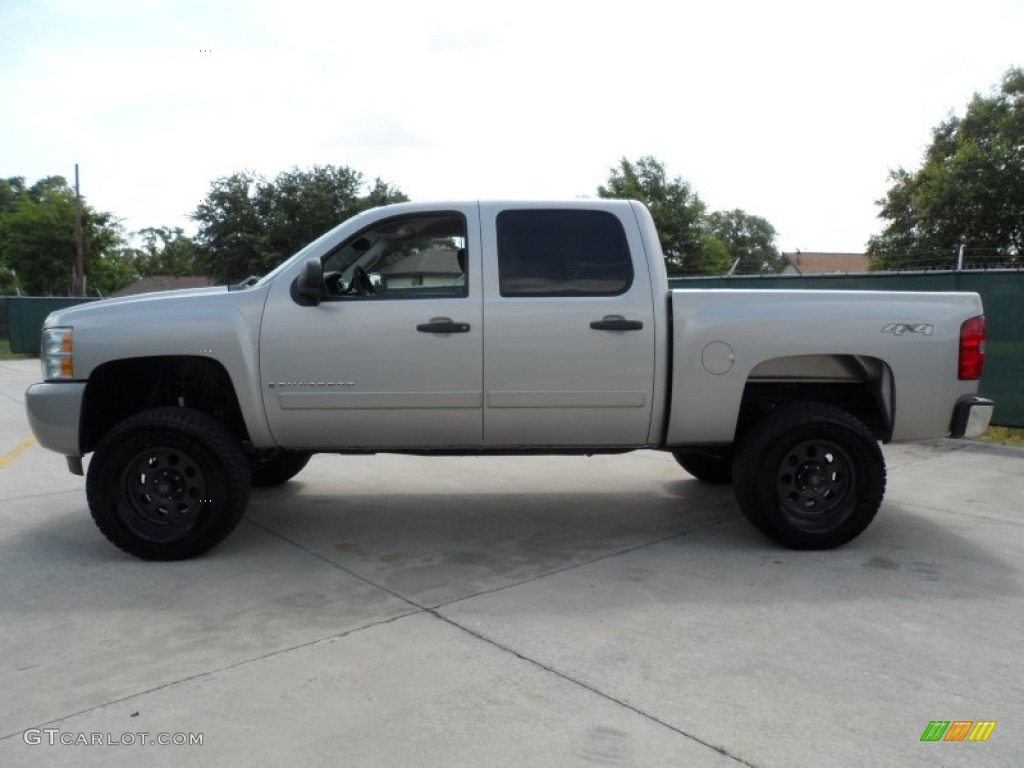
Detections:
672,450,733,485
733,403,886,549
250,451,312,487
87,408,250,560
774,439,854,532
120,444,211,543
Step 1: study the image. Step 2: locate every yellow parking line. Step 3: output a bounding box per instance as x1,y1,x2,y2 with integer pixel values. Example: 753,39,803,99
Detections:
0,436,35,469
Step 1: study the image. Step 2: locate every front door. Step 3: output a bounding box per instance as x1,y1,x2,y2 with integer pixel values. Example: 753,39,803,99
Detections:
260,205,483,450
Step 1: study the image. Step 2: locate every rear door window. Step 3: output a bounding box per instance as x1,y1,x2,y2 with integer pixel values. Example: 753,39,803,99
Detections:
496,210,633,297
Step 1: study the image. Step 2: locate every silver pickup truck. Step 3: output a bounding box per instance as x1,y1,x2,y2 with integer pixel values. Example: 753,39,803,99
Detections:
25,200,994,559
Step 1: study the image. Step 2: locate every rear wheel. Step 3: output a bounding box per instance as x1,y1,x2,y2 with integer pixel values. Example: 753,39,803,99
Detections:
672,450,733,485
732,403,886,549
86,408,250,560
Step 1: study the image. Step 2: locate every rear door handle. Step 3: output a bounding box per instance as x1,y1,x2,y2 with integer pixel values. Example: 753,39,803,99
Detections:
590,315,643,332
417,318,471,334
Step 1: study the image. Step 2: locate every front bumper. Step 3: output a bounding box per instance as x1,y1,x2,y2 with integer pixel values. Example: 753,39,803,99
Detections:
25,381,86,458
950,395,995,439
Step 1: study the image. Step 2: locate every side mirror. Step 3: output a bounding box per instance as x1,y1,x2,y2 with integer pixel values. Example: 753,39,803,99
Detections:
292,258,323,306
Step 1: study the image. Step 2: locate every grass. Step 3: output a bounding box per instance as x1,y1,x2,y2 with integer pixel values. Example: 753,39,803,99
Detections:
974,425,1024,447
0,338,36,360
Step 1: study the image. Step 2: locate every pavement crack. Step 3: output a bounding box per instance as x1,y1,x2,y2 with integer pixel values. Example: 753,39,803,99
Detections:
435,512,742,610
0,489,81,503
246,508,738,614
0,611,420,742
244,513,758,764
887,498,1024,527
0,392,25,407
428,610,760,768
243,518,429,611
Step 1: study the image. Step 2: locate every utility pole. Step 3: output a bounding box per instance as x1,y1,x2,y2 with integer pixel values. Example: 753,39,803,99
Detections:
72,163,85,296
956,243,966,271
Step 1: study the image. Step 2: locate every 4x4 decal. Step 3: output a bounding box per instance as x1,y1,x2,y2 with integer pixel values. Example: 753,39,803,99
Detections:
881,323,933,336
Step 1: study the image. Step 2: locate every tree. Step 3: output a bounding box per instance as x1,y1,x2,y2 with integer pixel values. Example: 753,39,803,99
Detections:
192,165,408,283
0,177,27,214
597,156,730,276
868,67,1024,270
707,209,782,274
89,247,138,295
132,227,199,276
0,176,131,295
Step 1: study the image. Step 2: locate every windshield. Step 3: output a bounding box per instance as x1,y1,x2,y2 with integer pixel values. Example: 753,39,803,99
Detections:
252,218,356,288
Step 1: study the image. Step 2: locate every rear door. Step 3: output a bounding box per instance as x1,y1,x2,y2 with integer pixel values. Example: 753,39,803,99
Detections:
480,203,657,447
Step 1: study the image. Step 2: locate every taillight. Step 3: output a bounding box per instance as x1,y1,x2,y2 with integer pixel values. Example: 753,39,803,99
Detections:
958,315,986,380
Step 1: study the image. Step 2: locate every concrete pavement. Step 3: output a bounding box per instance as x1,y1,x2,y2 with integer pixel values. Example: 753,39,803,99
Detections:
0,358,1021,767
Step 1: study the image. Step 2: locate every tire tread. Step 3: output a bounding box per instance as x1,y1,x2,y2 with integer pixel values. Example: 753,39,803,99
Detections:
86,407,250,560
733,403,886,549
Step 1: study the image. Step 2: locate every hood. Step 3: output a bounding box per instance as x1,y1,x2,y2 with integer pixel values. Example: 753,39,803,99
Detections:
45,286,231,326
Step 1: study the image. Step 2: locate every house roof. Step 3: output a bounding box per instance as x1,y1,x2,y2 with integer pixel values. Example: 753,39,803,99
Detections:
111,276,213,297
781,252,869,274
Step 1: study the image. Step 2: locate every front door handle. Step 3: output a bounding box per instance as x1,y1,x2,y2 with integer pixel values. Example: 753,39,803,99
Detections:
417,318,471,334
590,315,643,332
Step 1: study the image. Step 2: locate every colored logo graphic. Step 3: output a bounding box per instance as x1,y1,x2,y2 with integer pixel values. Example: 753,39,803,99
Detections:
920,721,997,742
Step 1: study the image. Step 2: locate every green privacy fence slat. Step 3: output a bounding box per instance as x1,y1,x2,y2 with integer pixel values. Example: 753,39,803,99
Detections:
5,297,100,354
669,271,1024,428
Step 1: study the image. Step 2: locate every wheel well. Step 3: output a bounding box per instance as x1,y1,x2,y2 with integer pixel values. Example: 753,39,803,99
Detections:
739,355,893,443
80,357,249,454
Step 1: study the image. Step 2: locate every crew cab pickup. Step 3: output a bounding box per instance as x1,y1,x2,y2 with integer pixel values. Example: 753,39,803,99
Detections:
25,200,994,559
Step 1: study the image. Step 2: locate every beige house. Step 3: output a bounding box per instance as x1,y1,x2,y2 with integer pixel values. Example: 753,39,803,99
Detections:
378,248,463,288
781,252,869,275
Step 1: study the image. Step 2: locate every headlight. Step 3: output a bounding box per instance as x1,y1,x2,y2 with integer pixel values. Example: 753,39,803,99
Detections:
41,327,74,380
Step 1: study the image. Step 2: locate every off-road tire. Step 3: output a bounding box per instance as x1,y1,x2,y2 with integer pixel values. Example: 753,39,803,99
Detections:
86,407,250,560
732,403,886,549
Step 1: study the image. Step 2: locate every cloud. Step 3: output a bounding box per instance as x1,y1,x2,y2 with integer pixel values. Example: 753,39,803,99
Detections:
1,0,1021,249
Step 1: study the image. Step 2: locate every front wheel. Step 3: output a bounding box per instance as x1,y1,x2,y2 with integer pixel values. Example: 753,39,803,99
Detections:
732,403,886,549
86,408,251,560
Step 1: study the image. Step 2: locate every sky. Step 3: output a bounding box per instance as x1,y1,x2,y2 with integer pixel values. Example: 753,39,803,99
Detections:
0,0,1021,253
